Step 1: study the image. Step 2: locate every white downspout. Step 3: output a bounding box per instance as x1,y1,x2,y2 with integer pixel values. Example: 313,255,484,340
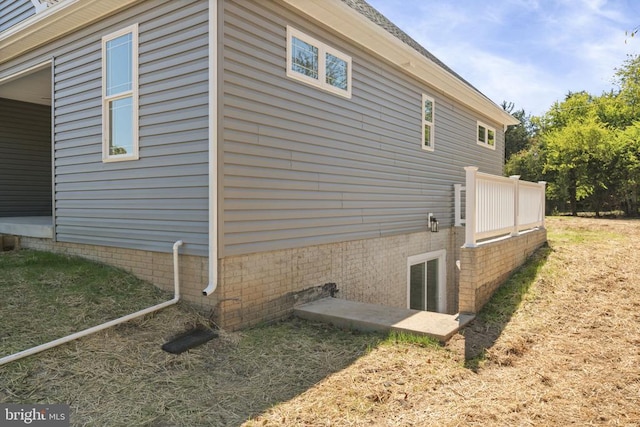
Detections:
0,240,184,366
202,0,218,296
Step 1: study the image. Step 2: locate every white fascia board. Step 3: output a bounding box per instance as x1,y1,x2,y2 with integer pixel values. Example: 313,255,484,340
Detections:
281,0,520,127
0,0,139,65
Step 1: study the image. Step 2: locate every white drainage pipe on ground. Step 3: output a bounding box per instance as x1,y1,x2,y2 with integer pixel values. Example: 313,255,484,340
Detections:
0,240,184,367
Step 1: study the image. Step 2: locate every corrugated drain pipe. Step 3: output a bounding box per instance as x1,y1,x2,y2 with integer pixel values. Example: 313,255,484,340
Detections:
0,240,184,367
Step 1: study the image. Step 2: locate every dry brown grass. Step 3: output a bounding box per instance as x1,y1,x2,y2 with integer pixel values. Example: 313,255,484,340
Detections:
2,217,639,426
248,217,640,426
0,252,380,426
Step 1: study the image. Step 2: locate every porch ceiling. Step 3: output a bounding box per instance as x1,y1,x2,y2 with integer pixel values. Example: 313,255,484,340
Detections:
0,66,51,105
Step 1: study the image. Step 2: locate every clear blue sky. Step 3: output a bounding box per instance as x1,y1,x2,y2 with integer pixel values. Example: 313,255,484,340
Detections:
367,0,640,116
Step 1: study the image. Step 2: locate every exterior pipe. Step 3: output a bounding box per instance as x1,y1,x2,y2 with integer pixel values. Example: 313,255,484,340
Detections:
203,0,218,296
0,240,184,367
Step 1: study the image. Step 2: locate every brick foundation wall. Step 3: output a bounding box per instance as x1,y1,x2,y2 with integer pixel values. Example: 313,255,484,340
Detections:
19,228,461,331
19,237,217,312
458,228,547,314
217,229,458,330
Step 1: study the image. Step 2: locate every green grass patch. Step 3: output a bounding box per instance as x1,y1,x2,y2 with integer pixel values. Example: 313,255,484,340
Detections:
382,331,441,348
0,249,169,357
477,244,552,325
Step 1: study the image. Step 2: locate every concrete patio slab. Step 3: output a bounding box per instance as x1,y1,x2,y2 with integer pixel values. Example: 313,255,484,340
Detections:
294,297,475,342
0,216,53,238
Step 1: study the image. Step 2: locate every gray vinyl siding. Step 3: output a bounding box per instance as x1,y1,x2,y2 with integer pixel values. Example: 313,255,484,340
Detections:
221,0,505,257
1,0,210,256
0,98,51,217
0,0,34,33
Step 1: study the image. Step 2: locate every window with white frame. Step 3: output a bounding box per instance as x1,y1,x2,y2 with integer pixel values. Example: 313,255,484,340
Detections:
286,26,352,98
422,94,435,151
477,121,496,149
407,250,446,313
102,24,139,162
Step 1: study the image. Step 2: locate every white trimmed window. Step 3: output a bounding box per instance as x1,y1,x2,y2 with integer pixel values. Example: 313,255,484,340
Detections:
477,121,496,150
286,26,352,98
422,94,435,151
102,24,139,162
407,250,446,313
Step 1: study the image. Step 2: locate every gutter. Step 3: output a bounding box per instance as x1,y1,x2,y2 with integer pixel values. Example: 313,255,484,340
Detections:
0,240,184,367
202,0,218,296
0,0,139,65
280,0,519,127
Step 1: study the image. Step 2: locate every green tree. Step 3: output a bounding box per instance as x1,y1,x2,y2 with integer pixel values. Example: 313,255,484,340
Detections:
613,54,640,121
504,141,544,182
612,123,640,216
543,118,612,216
502,101,533,161
594,91,633,129
539,91,594,132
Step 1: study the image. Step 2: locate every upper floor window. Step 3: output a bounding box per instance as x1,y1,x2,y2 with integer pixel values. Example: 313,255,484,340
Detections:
102,24,139,162
422,94,435,151
286,26,352,98
477,121,495,150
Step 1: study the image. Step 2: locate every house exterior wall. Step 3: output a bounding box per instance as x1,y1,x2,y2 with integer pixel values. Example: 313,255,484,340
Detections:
217,227,460,330
0,98,51,217
458,228,548,313
0,0,211,256
0,0,34,32
220,0,506,258
1,0,537,332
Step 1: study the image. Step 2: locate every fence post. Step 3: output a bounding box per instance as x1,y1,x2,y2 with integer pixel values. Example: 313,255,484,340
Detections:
464,166,478,247
510,175,521,236
538,181,547,229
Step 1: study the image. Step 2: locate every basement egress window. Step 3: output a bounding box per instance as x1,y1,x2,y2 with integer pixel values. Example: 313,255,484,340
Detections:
286,26,352,98
407,250,446,313
102,24,139,162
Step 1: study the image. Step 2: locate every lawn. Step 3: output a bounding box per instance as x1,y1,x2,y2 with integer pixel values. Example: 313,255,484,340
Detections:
1,216,639,426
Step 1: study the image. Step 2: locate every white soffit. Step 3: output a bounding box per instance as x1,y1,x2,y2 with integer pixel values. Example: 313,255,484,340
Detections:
281,0,519,127
0,0,139,65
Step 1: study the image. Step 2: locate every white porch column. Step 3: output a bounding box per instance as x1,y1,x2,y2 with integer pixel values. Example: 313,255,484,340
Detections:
539,181,547,229
464,166,478,247
510,175,521,237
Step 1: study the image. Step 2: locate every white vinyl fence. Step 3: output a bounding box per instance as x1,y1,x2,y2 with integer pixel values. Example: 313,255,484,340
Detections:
455,166,546,247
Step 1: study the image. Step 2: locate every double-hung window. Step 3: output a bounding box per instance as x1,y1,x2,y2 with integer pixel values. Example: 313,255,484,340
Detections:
422,94,435,151
477,121,496,149
102,24,139,162
286,26,352,98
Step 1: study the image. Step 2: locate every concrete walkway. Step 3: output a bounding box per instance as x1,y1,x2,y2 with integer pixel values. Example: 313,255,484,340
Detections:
294,297,475,342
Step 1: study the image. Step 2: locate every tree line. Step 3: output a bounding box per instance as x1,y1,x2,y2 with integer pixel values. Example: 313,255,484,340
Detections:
504,55,640,217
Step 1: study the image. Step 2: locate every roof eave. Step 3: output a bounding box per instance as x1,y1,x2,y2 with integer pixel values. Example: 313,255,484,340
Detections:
0,0,139,66
281,0,520,127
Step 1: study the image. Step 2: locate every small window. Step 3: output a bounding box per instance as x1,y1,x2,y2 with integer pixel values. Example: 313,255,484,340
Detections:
477,121,496,150
102,24,139,162
286,26,352,98
407,250,446,313
422,94,435,151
